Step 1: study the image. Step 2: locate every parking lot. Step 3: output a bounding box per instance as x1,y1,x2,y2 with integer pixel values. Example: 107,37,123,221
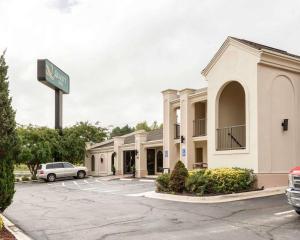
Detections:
4,177,300,240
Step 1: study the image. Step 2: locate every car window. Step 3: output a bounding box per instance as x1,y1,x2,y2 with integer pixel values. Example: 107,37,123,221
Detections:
63,163,74,168
53,163,64,168
46,164,53,169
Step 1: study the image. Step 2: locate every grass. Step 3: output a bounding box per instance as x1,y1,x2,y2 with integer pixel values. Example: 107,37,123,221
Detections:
14,164,29,172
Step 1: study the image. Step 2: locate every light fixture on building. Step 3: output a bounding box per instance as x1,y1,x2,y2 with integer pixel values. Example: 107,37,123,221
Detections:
181,136,185,143
135,150,139,156
282,119,288,131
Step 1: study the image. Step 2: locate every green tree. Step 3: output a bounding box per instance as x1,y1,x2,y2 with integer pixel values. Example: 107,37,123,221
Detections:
135,121,151,132
61,121,107,164
110,124,134,138
17,126,59,178
0,51,18,212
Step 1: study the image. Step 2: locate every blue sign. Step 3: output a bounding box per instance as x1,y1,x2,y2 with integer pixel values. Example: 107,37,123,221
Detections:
182,148,186,157
164,150,168,158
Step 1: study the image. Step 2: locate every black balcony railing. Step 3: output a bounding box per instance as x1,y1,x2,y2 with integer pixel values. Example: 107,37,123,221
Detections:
174,123,180,139
193,118,206,137
216,125,246,150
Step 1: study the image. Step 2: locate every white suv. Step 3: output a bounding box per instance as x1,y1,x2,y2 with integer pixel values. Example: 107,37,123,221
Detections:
37,162,88,182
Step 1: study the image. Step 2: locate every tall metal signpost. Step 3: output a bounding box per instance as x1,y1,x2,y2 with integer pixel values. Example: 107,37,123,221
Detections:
37,59,70,130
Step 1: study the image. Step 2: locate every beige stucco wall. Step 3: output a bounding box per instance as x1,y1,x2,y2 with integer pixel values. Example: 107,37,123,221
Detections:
207,43,260,171
257,64,300,174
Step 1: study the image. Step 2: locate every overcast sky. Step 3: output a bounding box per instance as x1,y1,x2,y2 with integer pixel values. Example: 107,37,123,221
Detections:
1,0,300,129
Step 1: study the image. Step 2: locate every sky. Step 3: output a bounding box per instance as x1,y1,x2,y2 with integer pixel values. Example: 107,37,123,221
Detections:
1,0,300,129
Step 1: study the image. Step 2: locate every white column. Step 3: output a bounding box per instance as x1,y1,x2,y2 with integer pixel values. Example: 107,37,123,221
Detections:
179,89,195,169
135,131,148,178
162,89,178,172
113,137,124,175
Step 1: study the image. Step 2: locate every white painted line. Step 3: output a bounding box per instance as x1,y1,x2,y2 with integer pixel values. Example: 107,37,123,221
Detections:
62,182,65,187
82,188,97,191
120,178,133,181
84,180,89,184
274,210,295,216
73,181,79,186
126,191,153,197
139,179,155,182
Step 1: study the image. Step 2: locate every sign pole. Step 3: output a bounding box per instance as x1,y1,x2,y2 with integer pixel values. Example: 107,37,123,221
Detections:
55,89,63,130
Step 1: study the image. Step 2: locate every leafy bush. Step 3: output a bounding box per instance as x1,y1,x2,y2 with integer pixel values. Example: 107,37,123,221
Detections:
0,216,3,231
156,173,171,192
31,175,37,181
169,161,188,193
186,168,256,195
21,176,30,182
185,169,208,195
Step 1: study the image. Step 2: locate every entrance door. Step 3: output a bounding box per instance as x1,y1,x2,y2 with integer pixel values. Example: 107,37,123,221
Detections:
156,151,163,173
123,151,135,174
147,149,155,175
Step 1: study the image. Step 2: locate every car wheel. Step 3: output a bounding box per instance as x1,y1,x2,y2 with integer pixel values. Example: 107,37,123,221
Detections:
77,171,86,179
47,174,56,182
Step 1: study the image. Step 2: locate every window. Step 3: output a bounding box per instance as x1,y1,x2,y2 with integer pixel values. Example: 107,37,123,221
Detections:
156,151,163,172
53,163,64,168
63,162,74,168
101,158,103,163
46,164,53,169
91,155,95,171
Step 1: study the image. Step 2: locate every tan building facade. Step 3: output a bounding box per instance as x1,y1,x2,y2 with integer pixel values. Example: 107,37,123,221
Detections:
85,129,164,178
86,37,300,188
163,37,300,188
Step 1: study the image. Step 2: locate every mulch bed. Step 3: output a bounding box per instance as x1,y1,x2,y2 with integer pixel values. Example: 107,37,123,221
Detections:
0,227,16,240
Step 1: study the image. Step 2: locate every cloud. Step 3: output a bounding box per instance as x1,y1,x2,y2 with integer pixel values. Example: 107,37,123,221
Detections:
1,0,300,128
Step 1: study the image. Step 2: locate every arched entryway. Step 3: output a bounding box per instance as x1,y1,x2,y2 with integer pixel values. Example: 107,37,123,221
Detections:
216,81,246,150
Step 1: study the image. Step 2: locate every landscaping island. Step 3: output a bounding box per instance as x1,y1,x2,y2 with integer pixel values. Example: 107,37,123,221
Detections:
156,161,257,196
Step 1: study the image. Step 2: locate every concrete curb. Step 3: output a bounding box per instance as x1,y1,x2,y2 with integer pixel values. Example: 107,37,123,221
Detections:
139,187,286,203
1,214,32,240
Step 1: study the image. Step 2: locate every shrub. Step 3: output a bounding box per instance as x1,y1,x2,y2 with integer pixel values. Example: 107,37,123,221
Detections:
169,161,188,193
156,173,171,192
0,216,3,231
31,175,37,181
185,169,208,195
185,168,256,195
21,176,30,182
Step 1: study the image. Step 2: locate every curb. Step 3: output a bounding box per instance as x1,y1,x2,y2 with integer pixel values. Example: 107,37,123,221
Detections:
1,214,32,240
138,187,286,203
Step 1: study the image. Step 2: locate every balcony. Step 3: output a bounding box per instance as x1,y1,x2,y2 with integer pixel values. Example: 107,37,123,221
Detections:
193,118,206,137
174,123,180,139
216,125,246,150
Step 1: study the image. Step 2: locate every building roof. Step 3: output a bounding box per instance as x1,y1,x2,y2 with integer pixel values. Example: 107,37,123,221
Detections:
92,141,114,149
146,128,163,141
124,134,135,144
231,37,300,60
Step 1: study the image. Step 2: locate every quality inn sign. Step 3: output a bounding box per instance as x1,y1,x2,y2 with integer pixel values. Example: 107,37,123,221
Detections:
37,59,70,94
37,59,70,130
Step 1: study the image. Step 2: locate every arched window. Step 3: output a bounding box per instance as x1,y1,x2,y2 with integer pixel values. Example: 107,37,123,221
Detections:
91,155,95,171
156,151,163,172
217,81,246,150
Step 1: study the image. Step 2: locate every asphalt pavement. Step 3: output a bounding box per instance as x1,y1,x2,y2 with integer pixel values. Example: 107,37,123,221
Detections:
4,177,300,240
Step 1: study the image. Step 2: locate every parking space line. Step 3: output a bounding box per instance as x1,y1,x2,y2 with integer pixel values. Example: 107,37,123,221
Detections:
62,182,65,187
274,210,295,216
73,181,79,186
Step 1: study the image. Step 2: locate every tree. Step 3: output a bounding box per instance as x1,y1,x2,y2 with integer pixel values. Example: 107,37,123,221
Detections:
135,121,163,132
61,121,108,164
0,51,18,212
110,124,134,138
169,161,188,193
17,126,58,178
